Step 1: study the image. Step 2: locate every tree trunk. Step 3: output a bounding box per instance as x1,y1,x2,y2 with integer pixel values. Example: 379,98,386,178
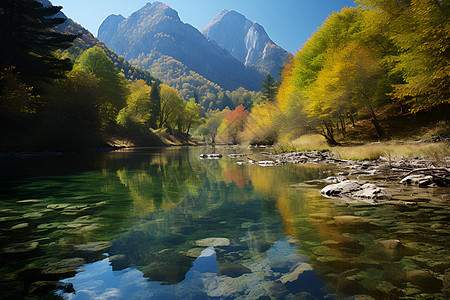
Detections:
369,107,383,138
321,120,339,146
398,100,406,115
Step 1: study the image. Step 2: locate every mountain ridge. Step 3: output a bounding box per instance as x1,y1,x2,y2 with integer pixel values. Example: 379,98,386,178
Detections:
98,2,264,92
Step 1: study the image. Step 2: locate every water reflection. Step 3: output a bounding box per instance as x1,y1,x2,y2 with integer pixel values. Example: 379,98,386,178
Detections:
0,146,448,299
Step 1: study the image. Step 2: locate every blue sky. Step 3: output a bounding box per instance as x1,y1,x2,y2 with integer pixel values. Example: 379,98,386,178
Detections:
50,0,356,54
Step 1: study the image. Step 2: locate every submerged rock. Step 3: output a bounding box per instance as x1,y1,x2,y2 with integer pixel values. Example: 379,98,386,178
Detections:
333,216,373,229
218,264,251,278
47,204,70,210
74,241,111,252
3,241,38,254
10,223,29,230
405,270,442,292
42,258,85,276
16,199,43,205
279,262,312,284
195,238,230,247
185,248,204,258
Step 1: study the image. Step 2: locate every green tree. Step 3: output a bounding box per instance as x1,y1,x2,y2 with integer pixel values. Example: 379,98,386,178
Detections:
159,84,184,129
148,79,161,129
0,0,76,86
39,69,103,150
359,0,449,113
117,80,152,128
77,47,128,111
261,73,278,103
196,110,227,144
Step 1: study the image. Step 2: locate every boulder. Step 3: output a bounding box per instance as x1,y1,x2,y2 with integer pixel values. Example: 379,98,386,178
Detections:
321,180,390,203
400,175,434,187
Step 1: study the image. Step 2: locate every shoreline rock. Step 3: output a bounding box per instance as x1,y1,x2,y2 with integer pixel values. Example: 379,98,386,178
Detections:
320,180,391,204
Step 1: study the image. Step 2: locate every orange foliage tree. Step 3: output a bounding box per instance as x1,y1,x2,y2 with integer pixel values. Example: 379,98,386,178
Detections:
223,104,249,144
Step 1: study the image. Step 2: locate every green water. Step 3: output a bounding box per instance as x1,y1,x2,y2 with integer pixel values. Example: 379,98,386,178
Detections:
0,147,448,299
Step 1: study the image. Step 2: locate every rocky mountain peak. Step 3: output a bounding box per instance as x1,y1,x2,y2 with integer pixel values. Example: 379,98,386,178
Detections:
98,2,264,92
202,9,291,79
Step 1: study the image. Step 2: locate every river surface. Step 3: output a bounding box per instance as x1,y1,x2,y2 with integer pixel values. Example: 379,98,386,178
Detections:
0,147,448,299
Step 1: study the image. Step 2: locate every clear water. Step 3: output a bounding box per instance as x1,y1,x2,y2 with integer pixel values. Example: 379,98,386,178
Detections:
0,147,448,299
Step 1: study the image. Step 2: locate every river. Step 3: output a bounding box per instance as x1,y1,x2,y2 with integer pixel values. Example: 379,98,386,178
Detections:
0,146,448,299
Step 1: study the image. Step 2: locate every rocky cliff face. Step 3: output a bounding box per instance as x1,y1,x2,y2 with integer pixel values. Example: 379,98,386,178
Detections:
98,2,264,91
97,14,125,46
202,9,291,79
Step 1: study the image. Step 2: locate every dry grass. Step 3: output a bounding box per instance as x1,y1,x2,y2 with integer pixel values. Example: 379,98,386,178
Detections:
331,142,449,161
272,134,449,162
273,134,330,154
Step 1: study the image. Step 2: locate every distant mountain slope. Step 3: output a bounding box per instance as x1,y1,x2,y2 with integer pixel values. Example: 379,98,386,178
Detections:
56,19,156,84
202,9,292,79
97,2,264,91
38,0,155,84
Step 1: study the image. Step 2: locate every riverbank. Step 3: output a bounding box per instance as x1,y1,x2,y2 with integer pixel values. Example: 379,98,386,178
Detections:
259,141,450,206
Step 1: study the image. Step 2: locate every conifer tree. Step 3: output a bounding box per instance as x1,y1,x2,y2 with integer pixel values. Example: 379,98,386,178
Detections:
261,73,278,102
0,0,76,85
148,79,161,129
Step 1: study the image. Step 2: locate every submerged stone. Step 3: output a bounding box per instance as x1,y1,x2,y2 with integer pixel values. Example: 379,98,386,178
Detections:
42,258,86,276
195,238,230,247
37,223,60,230
279,262,312,284
23,212,44,219
16,199,43,205
74,241,111,252
185,248,204,259
406,270,442,292
218,264,251,278
3,241,38,254
10,223,29,230
47,204,70,210
333,216,372,229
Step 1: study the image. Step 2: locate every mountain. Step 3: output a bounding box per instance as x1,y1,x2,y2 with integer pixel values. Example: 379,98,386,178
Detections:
202,9,292,79
97,2,264,92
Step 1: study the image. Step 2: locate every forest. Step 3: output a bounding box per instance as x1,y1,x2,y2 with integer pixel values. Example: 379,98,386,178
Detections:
197,0,449,146
0,0,448,152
